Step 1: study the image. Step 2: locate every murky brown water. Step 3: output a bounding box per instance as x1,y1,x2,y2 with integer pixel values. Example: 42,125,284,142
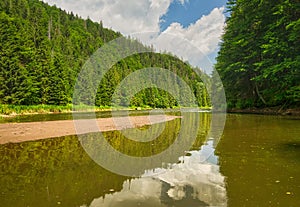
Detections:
0,112,299,206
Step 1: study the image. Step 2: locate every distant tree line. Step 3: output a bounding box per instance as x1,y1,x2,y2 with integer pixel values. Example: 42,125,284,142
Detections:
0,0,210,108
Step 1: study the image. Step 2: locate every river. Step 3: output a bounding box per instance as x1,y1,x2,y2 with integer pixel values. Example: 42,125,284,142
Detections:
0,111,299,206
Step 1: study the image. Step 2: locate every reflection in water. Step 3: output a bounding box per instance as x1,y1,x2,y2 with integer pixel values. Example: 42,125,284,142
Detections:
0,112,229,207
1,113,299,207
216,114,300,207
84,139,227,207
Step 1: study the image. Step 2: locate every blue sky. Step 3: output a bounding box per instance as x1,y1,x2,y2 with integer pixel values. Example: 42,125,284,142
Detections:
160,0,228,31
43,0,228,73
158,0,228,65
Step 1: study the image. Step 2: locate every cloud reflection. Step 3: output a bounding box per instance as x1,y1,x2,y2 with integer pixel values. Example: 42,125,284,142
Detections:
83,141,227,207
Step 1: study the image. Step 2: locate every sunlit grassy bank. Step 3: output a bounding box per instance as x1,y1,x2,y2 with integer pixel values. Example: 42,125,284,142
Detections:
0,104,112,116
0,104,211,117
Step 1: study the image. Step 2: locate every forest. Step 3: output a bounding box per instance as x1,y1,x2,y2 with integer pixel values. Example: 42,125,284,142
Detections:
0,0,210,111
1,0,298,113
215,0,299,109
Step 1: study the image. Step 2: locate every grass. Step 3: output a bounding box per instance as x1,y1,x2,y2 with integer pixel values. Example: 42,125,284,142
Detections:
0,104,212,116
0,104,70,115
0,104,112,116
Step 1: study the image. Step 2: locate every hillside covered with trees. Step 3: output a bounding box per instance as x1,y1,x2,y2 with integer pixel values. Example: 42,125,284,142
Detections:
0,0,210,110
215,0,299,109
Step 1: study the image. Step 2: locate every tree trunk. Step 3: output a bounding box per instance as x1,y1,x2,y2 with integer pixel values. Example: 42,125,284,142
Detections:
255,83,267,105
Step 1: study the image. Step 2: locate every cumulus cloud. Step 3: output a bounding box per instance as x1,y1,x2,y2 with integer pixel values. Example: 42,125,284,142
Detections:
43,0,171,34
133,7,225,72
177,0,189,5
42,0,225,72
165,7,225,55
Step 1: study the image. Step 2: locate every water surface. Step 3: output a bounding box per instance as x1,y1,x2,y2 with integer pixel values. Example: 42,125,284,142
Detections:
0,112,299,206
216,114,300,206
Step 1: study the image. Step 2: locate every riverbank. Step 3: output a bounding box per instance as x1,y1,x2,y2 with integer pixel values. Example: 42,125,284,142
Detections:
0,115,180,145
0,104,115,117
0,104,158,118
0,104,211,118
228,107,300,116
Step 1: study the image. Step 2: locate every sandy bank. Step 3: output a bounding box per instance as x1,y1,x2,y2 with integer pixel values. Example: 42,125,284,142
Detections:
0,115,180,145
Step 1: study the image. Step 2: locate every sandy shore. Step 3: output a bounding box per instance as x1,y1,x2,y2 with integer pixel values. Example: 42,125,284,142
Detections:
0,115,180,145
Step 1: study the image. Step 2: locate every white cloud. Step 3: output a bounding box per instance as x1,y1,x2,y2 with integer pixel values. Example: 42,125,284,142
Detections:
133,7,225,73
42,1,225,72
177,0,189,5
165,7,225,61
43,0,171,34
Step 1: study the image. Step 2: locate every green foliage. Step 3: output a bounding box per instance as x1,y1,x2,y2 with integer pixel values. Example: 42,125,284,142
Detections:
215,0,300,109
0,0,210,111
95,52,210,109
0,104,72,115
0,0,120,107
0,104,115,115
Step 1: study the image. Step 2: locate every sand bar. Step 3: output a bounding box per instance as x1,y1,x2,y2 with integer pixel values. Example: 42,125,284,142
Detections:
0,115,180,145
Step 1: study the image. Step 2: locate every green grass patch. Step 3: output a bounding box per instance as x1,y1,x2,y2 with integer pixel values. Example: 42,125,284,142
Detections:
0,104,73,115
0,104,212,116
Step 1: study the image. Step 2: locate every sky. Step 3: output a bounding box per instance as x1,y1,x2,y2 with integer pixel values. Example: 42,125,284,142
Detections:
42,0,228,73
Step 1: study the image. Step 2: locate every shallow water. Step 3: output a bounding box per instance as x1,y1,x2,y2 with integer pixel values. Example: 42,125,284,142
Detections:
0,110,152,123
0,112,299,206
216,114,300,206
0,109,210,123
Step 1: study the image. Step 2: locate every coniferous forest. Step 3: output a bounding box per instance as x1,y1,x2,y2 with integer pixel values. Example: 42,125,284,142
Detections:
1,0,299,113
215,0,299,109
0,0,210,110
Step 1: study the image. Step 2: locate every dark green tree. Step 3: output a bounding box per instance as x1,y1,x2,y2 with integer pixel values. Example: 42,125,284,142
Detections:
216,0,300,109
